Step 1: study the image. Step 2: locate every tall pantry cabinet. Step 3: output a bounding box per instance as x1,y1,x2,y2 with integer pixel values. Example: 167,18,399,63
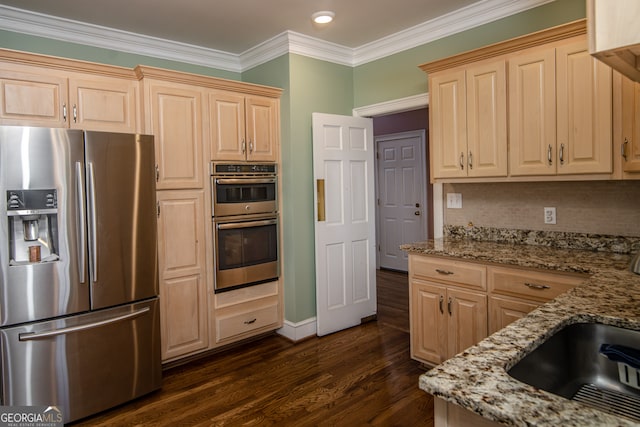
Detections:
138,69,210,361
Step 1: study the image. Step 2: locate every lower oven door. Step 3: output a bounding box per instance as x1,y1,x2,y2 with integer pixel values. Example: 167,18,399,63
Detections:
214,214,279,292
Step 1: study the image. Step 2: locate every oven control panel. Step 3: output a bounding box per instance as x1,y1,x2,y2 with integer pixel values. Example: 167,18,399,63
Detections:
211,163,276,175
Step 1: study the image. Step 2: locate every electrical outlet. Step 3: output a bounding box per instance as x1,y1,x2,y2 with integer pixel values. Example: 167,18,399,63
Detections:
446,193,462,209
544,207,556,225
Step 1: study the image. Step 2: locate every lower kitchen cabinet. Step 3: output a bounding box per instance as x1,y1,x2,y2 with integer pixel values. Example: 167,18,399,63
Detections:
410,275,487,365
488,296,540,334
488,265,584,334
156,190,209,361
409,253,585,365
211,281,282,347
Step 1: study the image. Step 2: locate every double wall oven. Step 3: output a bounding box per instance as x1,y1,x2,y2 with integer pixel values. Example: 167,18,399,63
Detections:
211,163,279,292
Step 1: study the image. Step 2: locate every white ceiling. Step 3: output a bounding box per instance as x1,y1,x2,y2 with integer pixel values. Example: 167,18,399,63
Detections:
0,0,555,71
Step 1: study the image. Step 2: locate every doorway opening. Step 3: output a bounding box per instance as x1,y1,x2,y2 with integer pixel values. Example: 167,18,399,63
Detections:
372,107,432,272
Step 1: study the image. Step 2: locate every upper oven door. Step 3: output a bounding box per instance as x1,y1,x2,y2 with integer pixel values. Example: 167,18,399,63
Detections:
211,177,277,216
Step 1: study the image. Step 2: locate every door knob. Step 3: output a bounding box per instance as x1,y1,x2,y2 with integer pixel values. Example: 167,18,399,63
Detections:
414,211,421,216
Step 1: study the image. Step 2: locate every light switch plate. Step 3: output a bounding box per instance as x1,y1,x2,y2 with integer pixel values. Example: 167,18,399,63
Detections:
447,193,462,209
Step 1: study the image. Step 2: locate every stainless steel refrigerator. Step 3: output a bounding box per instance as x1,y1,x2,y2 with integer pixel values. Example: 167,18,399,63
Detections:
0,126,161,423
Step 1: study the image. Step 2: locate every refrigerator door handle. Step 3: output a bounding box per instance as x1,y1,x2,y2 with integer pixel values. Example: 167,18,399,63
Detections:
87,162,98,283
18,307,150,341
75,161,87,283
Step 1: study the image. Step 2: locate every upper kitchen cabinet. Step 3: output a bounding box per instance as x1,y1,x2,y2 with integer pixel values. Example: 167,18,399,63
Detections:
429,59,507,179
421,20,616,183
587,0,640,84
613,73,640,177
0,50,139,132
141,78,204,190
509,37,612,176
209,91,279,162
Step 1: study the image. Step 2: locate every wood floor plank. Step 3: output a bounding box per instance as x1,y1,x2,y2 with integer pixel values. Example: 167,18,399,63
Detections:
71,269,433,426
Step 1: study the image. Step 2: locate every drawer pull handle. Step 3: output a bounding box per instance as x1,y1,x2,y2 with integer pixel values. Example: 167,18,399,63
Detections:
447,297,452,316
244,318,257,325
524,282,550,290
435,269,454,275
439,295,444,314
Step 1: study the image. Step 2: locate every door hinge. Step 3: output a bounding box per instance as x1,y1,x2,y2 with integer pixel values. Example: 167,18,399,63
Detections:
378,244,380,251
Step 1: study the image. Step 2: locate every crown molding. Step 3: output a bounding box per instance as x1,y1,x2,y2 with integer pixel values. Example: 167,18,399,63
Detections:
0,4,241,72
0,0,556,72
241,31,354,71
353,0,555,65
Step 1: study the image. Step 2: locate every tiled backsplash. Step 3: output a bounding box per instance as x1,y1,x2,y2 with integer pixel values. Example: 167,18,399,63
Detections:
443,181,640,238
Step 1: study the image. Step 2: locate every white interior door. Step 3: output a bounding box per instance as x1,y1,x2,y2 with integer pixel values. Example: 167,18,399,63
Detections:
376,130,427,271
312,112,376,337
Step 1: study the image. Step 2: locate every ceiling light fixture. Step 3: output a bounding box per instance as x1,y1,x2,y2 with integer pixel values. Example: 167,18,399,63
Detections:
312,11,335,24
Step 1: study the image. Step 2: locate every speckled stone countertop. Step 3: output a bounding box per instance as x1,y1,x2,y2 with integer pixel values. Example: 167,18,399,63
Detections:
401,238,640,427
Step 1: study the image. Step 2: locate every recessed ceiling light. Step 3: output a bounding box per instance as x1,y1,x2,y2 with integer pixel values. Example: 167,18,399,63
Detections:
312,11,335,24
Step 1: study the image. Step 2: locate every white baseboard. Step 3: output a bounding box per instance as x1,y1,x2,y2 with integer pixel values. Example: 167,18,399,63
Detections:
277,317,317,342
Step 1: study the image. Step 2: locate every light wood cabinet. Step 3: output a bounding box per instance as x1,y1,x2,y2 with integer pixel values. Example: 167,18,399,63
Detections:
143,79,204,190
209,91,278,162
509,37,612,176
430,59,507,179
409,255,488,365
616,74,640,176
212,281,282,347
156,190,209,361
409,254,585,365
487,265,584,334
68,75,138,133
421,20,619,183
0,60,138,132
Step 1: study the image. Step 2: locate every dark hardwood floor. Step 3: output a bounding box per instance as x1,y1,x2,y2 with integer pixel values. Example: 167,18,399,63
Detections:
72,269,433,426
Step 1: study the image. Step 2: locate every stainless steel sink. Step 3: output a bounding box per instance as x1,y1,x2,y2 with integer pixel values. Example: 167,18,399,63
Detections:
507,322,640,422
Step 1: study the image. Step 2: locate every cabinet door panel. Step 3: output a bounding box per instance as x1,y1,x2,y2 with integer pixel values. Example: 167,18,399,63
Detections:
209,91,245,161
556,41,612,174
628,82,640,172
447,288,487,359
70,77,138,133
509,47,556,176
160,274,208,360
148,82,203,189
430,70,467,178
0,69,67,127
157,191,206,279
246,96,278,162
489,296,539,335
156,190,208,360
466,60,507,177
410,280,446,365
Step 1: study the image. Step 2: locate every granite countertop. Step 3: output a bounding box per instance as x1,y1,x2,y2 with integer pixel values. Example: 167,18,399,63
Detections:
401,238,640,427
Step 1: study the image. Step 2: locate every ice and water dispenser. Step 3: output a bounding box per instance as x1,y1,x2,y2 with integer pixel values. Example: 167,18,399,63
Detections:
7,189,59,264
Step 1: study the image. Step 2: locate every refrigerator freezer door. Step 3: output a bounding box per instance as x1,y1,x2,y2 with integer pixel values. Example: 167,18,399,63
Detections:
0,298,161,423
84,132,158,309
0,126,90,326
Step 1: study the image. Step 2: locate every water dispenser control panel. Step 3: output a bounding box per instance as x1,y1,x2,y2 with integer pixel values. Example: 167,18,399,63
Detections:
6,189,59,265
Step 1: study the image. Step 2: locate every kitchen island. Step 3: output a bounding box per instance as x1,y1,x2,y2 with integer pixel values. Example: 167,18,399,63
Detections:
402,238,640,427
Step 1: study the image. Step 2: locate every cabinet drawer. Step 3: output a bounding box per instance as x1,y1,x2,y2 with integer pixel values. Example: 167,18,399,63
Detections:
488,266,584,302
216,301,279,342
410,255,486,290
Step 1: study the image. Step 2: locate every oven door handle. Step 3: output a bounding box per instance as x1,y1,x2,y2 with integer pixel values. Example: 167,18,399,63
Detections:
215,178,276,185
217,219,278,230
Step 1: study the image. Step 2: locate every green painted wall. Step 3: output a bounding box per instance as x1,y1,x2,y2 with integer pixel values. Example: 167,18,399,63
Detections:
0,0,586,326
353,0,586,107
